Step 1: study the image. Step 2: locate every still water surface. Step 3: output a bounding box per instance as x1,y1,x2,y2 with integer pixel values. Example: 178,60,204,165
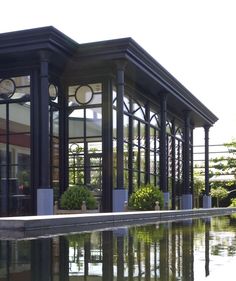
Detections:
1,215,236,280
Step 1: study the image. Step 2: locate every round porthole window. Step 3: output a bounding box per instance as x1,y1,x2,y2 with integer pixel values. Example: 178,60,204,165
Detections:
75,85,93,104
49,83,58,100
0,79,16,98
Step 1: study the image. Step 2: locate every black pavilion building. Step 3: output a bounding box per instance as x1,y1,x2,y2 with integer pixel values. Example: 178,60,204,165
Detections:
0,26,218,216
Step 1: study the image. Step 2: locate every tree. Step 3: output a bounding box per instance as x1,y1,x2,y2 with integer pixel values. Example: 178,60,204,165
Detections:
210,187,228,207
194,177,205,208
209,140,236,206
210,140,236,181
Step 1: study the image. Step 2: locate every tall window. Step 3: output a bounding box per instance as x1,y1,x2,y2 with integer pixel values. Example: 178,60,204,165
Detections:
0,76,31,216
68,83,102,193
150,111,160,186
113,85,160,191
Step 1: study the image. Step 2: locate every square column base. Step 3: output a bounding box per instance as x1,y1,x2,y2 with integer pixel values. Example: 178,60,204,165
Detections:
113,189,128,212
163,192,170,210
181,194,193,209
37,188,53,215
203,195,212,208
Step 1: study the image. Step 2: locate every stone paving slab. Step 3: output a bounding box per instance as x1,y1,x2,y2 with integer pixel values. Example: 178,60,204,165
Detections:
0,207,235,240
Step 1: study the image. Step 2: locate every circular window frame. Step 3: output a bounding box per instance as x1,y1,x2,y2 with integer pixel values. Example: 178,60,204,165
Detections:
75,85,94,105
48,83,58,101
0,78,16,99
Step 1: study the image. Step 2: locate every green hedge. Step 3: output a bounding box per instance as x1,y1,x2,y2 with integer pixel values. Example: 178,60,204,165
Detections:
60,185,96,210
128,184,164,210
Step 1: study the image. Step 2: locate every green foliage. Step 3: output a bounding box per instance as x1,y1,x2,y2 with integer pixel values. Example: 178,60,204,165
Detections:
210,187,228,207
130,224,164,244
211,187,228,200
194,177,205,196
66,232,91,247
230,198,236,207
128,184,164,210
69,146,84,185
60,185,96,210
210,140,236,180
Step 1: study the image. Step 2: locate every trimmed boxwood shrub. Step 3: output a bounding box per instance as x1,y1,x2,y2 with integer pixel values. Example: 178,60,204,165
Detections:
60,185,96,210
128,184,164,210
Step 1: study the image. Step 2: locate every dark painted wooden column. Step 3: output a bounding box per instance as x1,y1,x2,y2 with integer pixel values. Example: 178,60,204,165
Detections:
102,79,113,212
160,93,169,209
37,51,53,215
204,126,210,196
183,111,190,194
128,99,133,196
39,51,50,188
182,111,192,209
31,69,40,214
113,61,128,211
203,125,212,208
59,83,69,195
160,93,167,193
116,61,126,189
145,102,150,184
190,127,194,204
171,118,176,210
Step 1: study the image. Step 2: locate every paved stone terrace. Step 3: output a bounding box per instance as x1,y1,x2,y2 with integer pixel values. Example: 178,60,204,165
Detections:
0,207,235,240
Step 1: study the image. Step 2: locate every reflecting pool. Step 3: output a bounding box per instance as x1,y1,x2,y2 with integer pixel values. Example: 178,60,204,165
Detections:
1,215,236,280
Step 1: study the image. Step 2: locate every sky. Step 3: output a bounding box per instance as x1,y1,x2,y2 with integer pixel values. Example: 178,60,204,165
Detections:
1,0,236,146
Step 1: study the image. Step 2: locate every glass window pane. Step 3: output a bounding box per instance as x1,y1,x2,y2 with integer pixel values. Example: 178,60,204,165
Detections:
150,151,155,174
69,109,84,138
140,172,145,185
86,108,102,137
140,123,145,146
124,114,129,140
123,96,130,112
52,110,59,137
133,148,138,170
133,172,138,188
140,148,145,171
124,169,129,188
89,93,101,105
133,120,139,145
113,109,117,138
124,144,129,169
88,142,102,153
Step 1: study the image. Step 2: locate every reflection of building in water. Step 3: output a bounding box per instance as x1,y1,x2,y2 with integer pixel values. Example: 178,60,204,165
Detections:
4,218,236,280
0,26,218,216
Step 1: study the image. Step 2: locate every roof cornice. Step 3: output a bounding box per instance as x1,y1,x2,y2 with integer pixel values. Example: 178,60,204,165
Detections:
77,37,218,124
125,38,218,124
0,26,78,57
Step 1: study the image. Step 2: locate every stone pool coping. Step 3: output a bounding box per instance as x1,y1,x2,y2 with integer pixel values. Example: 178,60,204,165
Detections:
0,207,236,239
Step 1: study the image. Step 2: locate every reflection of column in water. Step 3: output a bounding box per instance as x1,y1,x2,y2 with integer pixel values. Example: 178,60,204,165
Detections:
182,220,194,281
102,231,113,281
137,241,142,280
59,237,69,281
116,236,124,281
170,222,177,280
31,238,53,281
205,218,211,277
159,223,169,280
154,242,158,281
0,241,10,280
114,227,128,281
84,238,91,279
144,243,151,281
128,234,134,280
